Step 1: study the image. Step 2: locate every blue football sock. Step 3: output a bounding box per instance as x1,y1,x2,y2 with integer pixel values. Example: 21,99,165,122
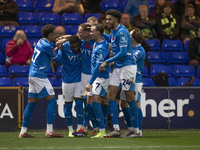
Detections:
83,96,87,105
109,99,119,125
122,107,133,128
89,106,98,129
101,104,109,125
46,97,56,124
75,100,84,125
83,103,91,127
64,103,73,126
92,102,105,129
128,100,139,128
138,108,143,130
22,102,36,127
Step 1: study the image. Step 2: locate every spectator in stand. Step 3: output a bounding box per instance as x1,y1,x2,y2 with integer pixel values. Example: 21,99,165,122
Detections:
188,26,200,73
5,30,33,67
80,0,103,15
0,0,18,26
98,14,110,35
124,0,149,23
133,5,157,39
181,4,200,44
52,0,80,15
152,0,166,17
157,2,180,41
120,13,135,32
87,16,98,26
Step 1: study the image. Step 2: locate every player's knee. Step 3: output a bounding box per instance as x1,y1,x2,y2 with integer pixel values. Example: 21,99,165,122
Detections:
121,101,128,109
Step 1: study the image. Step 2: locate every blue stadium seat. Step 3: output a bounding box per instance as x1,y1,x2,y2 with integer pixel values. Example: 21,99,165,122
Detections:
56,65,62,77
168,77,177,86
100,0,122,11
142,66,149,77
143,78,156,86
9,65,29,77
13,0,33,11
0,26,19,37
62,13,82,25
84,13,102,22
38,12,60,24
184,40,189,51
48,77,59,87
65,25,78,35
21,25,42,37
13,77,28,87
0,38,12,51
197,67,200,78
173,65,195,78
150,65,172,77
176,77,200,86
167,52,189,64
145,39,160,50
18,12,37,24
147,52,165,64
28,38,39,48
34,0,54,11
46,66,55,77
0,77,12,86
120,0,128,10
0,65,7,77
0,52,6,65
162,39,183,51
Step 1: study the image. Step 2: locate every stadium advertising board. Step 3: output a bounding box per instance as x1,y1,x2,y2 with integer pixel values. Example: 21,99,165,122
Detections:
23,87,200,129
0,87,20,132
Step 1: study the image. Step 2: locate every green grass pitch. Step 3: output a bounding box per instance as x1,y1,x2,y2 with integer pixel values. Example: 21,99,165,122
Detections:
0,129,200,150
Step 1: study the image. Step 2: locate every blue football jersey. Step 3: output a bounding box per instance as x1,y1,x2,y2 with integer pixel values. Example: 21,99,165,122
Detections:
61,41,82,83
29,38,61,78
132,44,146,83
89,39,110,85
80,39,95,75
103,24,136,68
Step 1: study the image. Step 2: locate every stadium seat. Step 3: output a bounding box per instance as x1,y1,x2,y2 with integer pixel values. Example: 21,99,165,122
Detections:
8,65,29,77
46,66,55,77
0,77,12,86
0,52,6,65
100,0,122,11
0,26,19,37
62,13,83,25
65,25,79,35
143,78,156,86
0,38,12,51
145,39,160,51
48,77,59,87
0,65,7,77
56,65,62,77
34,0,54,11
13,77,29,87
38,12,60,24
173,65,195,78
150,65,172,77
184,40,189,51
84,13,102,22
28,38,39,48
167,52,189,64
120,0,128,10
18,12,37,24
176,77,200,86
197,67,200,78
147,52,165,64
162,39,183,51
142,66,149,77
21,25,42,37
168,77,177,86
13,0,33,11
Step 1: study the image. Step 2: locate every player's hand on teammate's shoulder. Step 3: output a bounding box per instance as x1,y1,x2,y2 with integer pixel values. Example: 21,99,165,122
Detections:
86,83,92,92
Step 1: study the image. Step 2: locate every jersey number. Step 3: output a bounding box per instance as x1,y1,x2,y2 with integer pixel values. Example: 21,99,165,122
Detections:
122,79,131,85
32,48,40,63
96,83,100,90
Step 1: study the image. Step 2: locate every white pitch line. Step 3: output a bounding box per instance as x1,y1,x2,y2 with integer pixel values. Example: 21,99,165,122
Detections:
1,146,200,149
